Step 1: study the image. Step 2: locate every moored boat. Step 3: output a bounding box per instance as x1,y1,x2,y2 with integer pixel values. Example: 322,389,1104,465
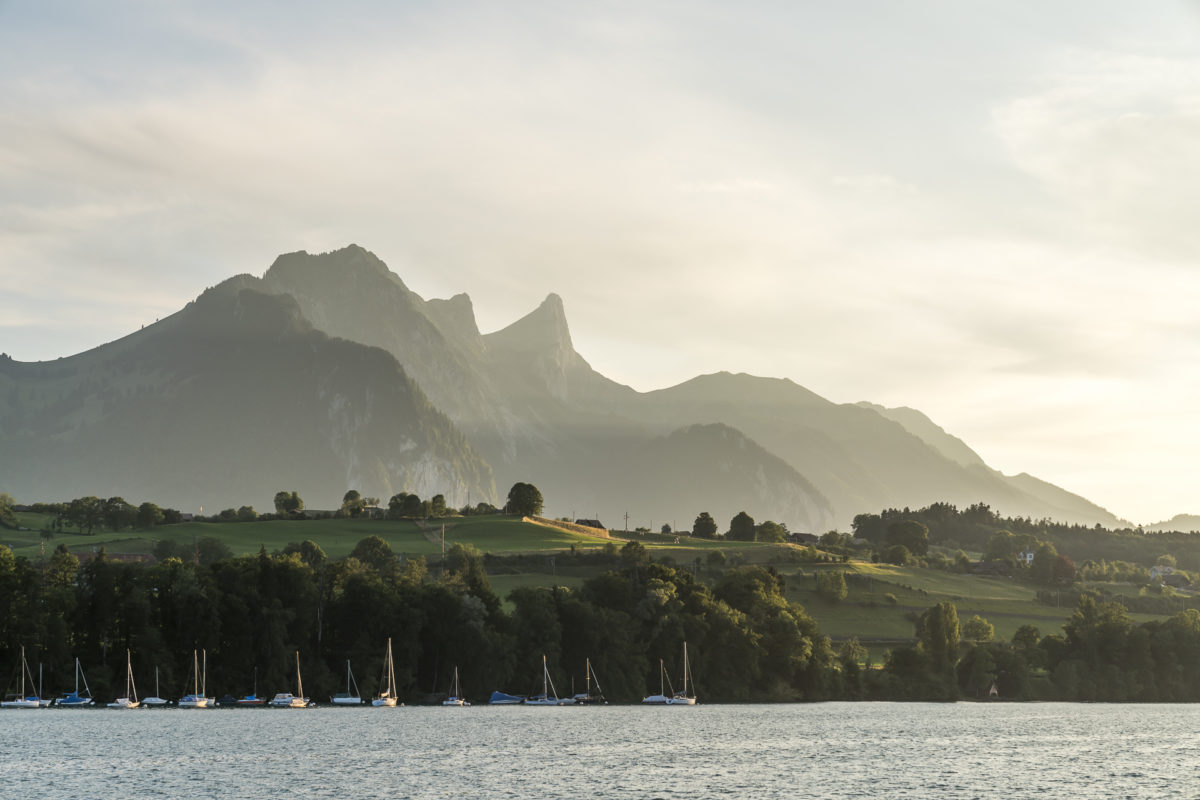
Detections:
441,666,469,706
1,647,46,709
56,658,94,708
178,649,214,708
525,654,570,705
642,642,697,705
331,659,363,705
270,651,311,708
487,690,524,705
570,657,607,705
371,638,399,707
236,667,268,706
142,666,170,707
107,650,141,709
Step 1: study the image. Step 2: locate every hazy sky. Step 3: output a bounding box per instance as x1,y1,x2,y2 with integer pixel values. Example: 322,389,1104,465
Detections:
4,1,1200,524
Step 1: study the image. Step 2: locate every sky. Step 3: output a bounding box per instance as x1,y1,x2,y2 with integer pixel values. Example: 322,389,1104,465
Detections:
3,1,1200,524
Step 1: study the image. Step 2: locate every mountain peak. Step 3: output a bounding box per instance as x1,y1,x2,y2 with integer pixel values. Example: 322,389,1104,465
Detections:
486,292,574,354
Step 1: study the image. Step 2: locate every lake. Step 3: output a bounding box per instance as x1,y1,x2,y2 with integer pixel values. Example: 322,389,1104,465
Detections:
1,703,1197,798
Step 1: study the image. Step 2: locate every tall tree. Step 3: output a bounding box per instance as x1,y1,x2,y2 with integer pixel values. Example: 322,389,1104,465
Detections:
886,520,929,556
692,512,718,539
506,483,544,517
727,511,756,542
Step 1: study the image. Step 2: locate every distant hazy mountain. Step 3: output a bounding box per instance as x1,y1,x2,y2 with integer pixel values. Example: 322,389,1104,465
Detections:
1144,515,1200,533
0,244,1126,530
0,279,494,513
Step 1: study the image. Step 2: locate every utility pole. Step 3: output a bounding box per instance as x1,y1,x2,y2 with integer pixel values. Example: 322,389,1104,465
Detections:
624,511,629,532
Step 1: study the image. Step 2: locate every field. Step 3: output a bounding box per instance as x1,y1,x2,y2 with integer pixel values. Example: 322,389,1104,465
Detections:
1,512,1181,652
2,513,616,561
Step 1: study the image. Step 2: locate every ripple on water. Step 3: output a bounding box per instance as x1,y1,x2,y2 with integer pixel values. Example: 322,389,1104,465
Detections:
2,703,1199,798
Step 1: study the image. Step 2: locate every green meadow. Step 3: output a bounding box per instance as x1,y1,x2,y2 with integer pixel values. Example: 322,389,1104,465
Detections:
1,512,1180,651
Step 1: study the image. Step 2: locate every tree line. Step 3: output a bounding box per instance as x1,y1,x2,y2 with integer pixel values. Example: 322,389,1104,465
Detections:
0,537,833,704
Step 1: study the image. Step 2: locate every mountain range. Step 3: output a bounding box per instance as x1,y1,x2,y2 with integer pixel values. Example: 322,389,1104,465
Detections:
0,245,1125,531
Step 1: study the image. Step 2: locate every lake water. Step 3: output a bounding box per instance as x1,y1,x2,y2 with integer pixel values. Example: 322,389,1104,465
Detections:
2,703,1198,798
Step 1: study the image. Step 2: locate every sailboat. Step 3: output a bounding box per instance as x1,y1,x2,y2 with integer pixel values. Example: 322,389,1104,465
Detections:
371,638,399,707
56,658,94,707
642,642,697,705
107,650,141,709
142,666,169,707
179,649,213,708
525,654,570,705
441,666,469,706
570,658,607,705
1,646,45,708
270,651,311,708
236,667,267,706
331,659,363,705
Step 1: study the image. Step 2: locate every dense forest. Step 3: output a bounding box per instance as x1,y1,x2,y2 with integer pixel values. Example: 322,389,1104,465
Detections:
852,502,1200,570
3,532,1200,704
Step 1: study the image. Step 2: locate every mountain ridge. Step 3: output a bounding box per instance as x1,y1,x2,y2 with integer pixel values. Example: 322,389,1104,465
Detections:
1,244,1124,530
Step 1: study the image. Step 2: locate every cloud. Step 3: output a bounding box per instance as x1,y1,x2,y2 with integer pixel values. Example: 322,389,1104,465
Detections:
3,2,1200,521
993,48,1200,260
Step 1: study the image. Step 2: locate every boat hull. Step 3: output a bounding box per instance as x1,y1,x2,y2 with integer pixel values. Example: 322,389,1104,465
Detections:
270,693,311,708
331,696,363,705
107,698,140,709
1,698,42,709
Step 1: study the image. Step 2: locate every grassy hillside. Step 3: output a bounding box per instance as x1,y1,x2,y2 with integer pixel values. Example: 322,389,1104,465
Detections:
1,514,614,560
2,513,1181,654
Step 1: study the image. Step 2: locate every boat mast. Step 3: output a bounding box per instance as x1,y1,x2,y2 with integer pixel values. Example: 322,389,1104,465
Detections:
686,642,696,695
202,649,207,697
295,651,303,698
585,658,591,695
542,654,548,697
19,646,25,698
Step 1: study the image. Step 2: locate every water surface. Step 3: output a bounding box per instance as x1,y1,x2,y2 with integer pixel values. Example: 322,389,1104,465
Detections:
2,703,1197,798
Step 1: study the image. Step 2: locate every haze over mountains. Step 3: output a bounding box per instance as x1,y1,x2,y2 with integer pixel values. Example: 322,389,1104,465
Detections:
1,245,1126,530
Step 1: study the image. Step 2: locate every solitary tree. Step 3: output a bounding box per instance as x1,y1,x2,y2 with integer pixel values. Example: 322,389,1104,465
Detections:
273,491,304,517
917,601,960,674
692,512,718,539
727,511,756,541
506,482,544,517
341,489,365,518
756,520,787,543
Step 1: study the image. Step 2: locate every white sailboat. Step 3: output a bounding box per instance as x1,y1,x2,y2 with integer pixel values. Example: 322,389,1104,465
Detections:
331,659,363,705
642,642,697,705
270,651,311,708
142,666,169,707
525,654,570,705
372,638,399,707
441,666,469,706
107,650,141,709
1,646,45,708
56,658,94,707
178,649,212,708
